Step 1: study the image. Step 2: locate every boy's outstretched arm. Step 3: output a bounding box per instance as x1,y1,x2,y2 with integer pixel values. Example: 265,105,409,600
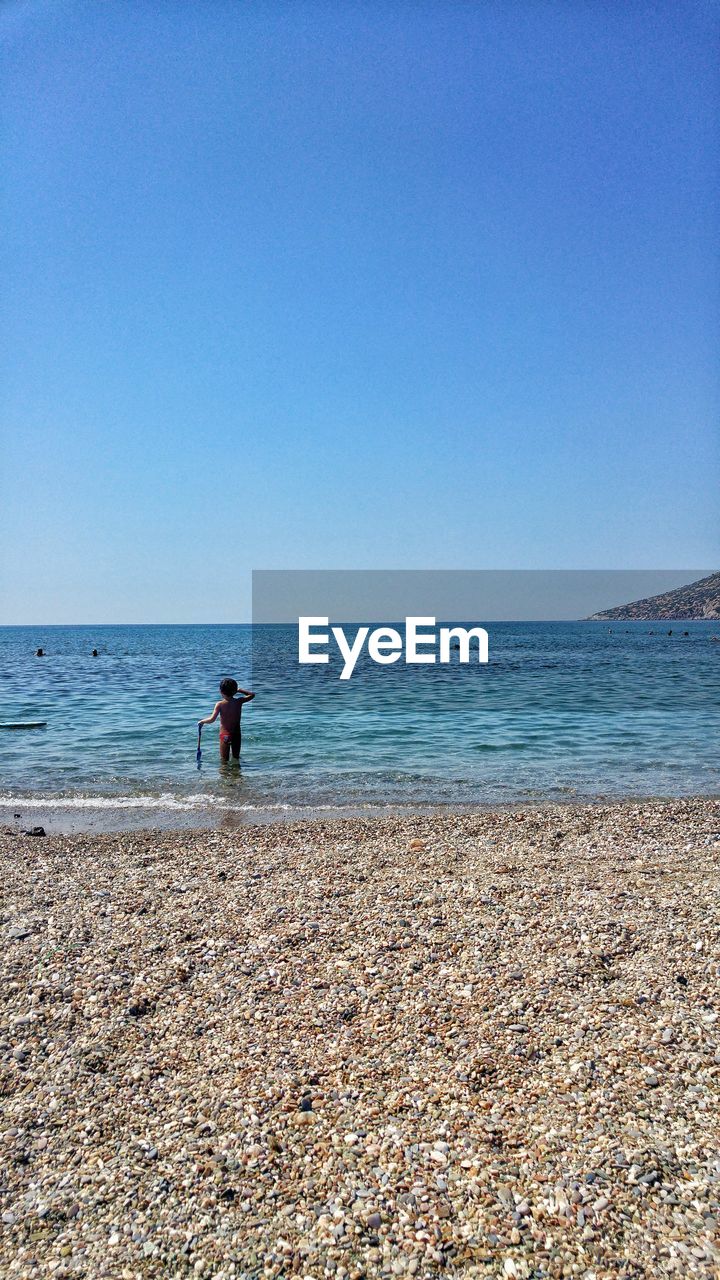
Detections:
198,701,222,726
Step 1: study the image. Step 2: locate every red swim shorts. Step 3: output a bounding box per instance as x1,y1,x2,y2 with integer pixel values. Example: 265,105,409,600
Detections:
220,727,242,754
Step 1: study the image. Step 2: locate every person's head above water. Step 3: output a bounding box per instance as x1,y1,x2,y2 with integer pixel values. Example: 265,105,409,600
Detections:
219,677,239,698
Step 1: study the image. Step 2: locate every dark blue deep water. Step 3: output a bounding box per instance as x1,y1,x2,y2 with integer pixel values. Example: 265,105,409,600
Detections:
0,622,718,826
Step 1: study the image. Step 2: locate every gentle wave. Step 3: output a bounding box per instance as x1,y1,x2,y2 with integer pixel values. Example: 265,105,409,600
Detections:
0,793,273,811
0,793,408,813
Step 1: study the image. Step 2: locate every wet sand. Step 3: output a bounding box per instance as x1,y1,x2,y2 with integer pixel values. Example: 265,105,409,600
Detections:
1,798,719,1278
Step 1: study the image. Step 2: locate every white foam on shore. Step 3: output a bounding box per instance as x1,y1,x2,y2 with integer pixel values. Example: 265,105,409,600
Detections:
0,794,390,813
0,793,289,811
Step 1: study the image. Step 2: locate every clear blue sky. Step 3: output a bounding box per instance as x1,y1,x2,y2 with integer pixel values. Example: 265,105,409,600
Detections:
1,0,717,622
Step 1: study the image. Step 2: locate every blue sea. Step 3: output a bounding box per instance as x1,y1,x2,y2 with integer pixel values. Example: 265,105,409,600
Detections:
0,622,718,829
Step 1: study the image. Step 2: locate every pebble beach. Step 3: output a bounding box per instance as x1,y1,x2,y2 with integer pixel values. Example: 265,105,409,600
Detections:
1,799,719,1280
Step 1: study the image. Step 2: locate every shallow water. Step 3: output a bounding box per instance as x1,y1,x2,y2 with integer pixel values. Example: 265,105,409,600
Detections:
1,622,718,828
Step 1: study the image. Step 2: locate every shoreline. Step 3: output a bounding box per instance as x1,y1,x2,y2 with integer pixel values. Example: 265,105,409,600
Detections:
2,797,719,1277
2,789,719,836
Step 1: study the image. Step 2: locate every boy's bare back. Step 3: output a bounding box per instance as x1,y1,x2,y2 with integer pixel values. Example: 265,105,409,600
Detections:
198,678,255,761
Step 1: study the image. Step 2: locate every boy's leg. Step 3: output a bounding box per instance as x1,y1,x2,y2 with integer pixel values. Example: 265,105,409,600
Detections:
231,729,242,760
219,733,231,763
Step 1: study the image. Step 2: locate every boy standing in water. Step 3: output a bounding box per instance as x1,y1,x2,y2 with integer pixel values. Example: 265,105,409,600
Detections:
198,678,255,761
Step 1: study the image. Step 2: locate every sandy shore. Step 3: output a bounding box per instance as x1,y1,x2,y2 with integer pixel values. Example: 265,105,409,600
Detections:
1,799,719,1279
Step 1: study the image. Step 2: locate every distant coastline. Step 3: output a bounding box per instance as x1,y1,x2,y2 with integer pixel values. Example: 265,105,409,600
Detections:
587,571,720,621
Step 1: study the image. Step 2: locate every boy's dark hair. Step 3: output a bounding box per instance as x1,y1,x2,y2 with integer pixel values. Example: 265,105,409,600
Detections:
219,677,238,697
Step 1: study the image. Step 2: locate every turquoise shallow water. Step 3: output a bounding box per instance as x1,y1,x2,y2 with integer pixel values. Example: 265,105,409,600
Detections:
0,622,718,827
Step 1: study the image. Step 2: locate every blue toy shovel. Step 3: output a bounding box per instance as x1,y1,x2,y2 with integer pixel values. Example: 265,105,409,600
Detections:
196,723,203,768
